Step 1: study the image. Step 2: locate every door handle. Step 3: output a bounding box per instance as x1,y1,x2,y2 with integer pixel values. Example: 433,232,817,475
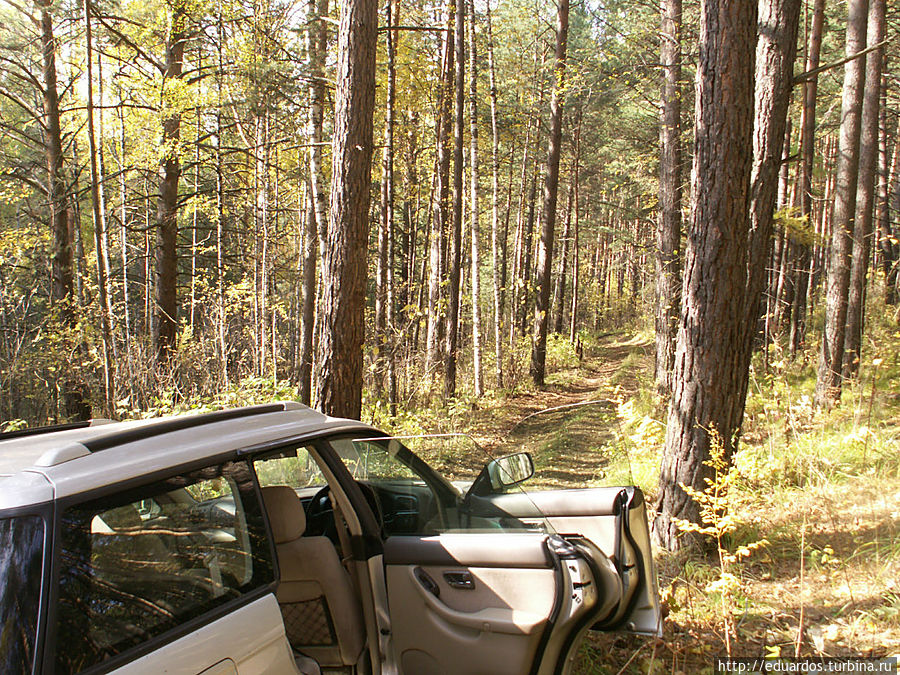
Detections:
443,571,475,590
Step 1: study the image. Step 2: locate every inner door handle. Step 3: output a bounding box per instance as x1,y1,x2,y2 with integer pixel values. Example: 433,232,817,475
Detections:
443,571,475,590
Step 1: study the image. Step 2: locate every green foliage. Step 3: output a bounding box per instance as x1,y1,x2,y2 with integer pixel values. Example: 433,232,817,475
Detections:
773,206,815,247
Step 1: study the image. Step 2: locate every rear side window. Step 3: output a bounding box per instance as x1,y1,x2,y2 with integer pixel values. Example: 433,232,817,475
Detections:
54,461,274,674
0,515,44,675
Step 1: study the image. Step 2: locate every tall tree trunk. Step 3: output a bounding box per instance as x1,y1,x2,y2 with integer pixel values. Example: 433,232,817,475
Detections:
738,0,800,443
315,0,377,419
790,0,825,356
654,0,757,551
41,4,71,311
117,103,133,390
486,0,503,388
843,0,884,378
891,134,900,304
655,0,683,398
299,186,317,405
154,1,187,366
509,117,533,348
253,112,272,378
467,0,483,397
814,0,869,409
880,117,900,304
444,0,465,398
39,0,89,419
426,17,453,381
519,139,539,337
84,0,114,413
297,0,328,402
215,9,229,387
530,0,569,386
374,0,398,412
553,183,573,334
569,113,582,343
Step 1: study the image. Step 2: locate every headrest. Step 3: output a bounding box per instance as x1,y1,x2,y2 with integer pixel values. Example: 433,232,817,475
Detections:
261,485,307,544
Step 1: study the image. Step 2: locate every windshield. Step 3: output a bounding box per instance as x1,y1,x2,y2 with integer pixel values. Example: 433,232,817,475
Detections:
496,400,635,490
329,435,554,535
0,514,44,675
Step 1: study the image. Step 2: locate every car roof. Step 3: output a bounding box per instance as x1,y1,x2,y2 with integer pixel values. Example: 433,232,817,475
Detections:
0,402,374,509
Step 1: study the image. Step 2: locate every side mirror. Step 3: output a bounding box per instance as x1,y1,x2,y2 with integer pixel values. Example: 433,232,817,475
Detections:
468,452,535,497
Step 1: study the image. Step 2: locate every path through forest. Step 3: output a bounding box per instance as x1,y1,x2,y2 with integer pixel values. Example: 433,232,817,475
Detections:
467,332,651,459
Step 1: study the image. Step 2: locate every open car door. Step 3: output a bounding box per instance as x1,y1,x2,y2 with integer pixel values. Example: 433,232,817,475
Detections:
331,428,659,675
483,401,662,637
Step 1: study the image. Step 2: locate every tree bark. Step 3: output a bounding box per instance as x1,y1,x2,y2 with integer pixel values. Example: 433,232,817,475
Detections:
552,183,573,334
879,117,900,304
530,0,569,386
154,1,187,366
843,0,884,379
790,0,825,356
299,187,317,405
467,0,483,397
215,10,229,387
375,0,395,402
444,0,465,399
814,0,869,408
426,17,453,381
654,0,757,551
655,0,683,398
486,0,503,388
38,0,90,419
315,0,378,419
569,114,582,343
40,4,72,312
738,0,800,452
84,0,115,413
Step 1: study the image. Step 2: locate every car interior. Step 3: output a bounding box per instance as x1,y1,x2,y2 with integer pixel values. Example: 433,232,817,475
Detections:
250,438,562,675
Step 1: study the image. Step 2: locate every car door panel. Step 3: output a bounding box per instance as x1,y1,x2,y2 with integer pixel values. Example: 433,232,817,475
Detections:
117,594,297,674
484,487,660,635
384,533,559,675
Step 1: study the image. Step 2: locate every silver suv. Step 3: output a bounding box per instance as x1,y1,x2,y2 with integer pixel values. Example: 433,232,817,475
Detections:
0,402,659,675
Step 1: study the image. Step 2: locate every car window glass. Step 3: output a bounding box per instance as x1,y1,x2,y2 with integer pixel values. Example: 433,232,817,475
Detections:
55,461,274,674
253,446,326,491
0,515,43,675
330,437,548,536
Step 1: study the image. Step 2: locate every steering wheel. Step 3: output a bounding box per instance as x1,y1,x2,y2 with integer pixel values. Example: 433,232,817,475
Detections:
304,482,384,545
305,485,337,542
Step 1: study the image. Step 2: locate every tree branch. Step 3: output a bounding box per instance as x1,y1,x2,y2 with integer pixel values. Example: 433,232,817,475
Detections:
793,38,889,84
0,85,45,128
91,10,165,73
0,120,43,148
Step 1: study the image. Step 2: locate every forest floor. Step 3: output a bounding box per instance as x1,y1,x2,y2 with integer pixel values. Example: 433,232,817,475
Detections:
428,330,900,674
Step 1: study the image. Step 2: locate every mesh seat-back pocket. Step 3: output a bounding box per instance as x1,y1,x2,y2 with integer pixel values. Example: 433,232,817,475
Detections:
282,597,337,646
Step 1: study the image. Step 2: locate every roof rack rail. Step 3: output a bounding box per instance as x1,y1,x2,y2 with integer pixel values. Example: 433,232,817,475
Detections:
82,402,305,453
0,419,114,442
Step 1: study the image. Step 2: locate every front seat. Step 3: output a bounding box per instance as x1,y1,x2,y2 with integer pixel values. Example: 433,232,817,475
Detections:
261,485,366,668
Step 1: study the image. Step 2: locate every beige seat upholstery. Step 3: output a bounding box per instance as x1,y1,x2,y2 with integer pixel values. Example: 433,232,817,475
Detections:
262,485,366,668
93,504,172,578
